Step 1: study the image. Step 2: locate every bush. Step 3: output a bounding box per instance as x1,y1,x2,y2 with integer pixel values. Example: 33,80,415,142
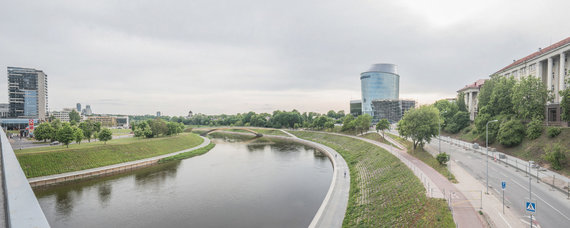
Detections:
497,119,525,147
445,111,470,133
547,127,561,138
542,144,567,170
436,153,450,166
526,119,543,139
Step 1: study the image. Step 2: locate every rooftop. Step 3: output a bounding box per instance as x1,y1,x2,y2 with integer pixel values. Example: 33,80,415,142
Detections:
495,37,570,74
458,79,487,92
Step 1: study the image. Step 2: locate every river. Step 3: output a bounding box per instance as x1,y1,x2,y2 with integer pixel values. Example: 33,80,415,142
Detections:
34,134,333,228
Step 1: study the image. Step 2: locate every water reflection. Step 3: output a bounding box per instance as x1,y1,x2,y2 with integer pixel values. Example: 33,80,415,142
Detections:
36,134,333,228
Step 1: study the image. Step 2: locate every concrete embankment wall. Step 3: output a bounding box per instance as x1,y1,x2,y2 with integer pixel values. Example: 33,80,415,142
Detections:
29,137,211,188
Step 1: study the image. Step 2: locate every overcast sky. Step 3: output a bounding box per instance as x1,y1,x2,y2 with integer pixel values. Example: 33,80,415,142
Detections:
1,0,568,116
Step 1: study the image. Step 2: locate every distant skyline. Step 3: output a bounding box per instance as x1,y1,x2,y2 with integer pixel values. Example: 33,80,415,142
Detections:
1,0,569,116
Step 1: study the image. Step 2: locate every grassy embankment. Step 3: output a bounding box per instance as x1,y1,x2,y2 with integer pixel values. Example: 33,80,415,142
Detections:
386,133,457,183
109,128,132,136
16,133,204,178
360,132,396,148
251,128,289,137
448,125,570,176
291,131,454,227
159,143,215,163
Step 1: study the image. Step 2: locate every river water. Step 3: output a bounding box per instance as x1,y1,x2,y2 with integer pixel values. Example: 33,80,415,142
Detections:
34,134,333,228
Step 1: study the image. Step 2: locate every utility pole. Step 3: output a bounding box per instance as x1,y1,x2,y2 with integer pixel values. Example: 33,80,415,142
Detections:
486,120,498,194
529,161,532,228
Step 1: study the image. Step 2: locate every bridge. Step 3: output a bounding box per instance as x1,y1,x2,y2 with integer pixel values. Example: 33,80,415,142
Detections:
0,128,51,227
200,127,263,137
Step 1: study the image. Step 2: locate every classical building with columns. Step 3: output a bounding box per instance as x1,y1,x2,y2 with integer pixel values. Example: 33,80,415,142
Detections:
457,79,487,121
494,37,570,124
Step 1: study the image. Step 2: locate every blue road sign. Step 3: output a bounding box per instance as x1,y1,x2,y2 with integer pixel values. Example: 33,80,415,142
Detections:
501,181,506,190
526,201,536,213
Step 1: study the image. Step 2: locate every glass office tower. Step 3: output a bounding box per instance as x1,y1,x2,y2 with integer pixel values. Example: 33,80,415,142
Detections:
7,67,48,120
360,63,399,116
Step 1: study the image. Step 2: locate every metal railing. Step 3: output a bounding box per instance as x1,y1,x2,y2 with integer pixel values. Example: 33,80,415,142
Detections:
1,129,50,227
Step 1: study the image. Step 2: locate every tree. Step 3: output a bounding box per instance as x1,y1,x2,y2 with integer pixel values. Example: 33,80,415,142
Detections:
542,143,567,170
341,114,356,132
148,119,168,137
354,114,372,135
561,79,570,121
526,118,543,140
445,111,470,133
73,127,84,144
57,123,75,148
512,76,548,120
69,110,81,124
457,92,467,112
326,110,337,119
50,119,63,142
34,122,54,142
98,128,113,144
488,76,516,116
433,99,458,129
375,118,390,139
79,121,95,142
324,121,335,131
497,119,525,147
397,106,439,150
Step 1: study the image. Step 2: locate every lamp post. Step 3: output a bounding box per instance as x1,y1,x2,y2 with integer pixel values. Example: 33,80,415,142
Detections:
438,111,446,154
486,119,498,194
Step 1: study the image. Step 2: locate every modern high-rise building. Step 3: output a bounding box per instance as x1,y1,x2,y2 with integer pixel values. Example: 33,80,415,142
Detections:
76,103,81,112
83,105,93,116
157,111,161,117
360,63,399,116
371,99,416,123
7,67,48,120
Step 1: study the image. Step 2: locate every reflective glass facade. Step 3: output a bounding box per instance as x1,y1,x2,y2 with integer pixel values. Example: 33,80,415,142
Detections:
360,64,399,116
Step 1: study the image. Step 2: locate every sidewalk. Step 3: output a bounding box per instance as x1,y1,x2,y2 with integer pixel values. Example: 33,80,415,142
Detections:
440,136,570,195
423,142,527,228
347,132,485,227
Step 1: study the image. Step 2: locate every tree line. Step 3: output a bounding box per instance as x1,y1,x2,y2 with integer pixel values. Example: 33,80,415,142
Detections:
33,119,113,147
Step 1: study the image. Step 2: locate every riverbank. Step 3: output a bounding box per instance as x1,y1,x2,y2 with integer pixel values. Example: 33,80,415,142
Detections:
19,133,204,178
291,131,455,227
28,136,212,187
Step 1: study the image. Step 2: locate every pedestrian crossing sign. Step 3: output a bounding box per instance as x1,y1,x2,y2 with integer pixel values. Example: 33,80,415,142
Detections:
525,201,536,213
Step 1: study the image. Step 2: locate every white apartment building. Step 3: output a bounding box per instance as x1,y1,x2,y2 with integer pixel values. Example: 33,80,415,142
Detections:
494,37,570,124
50,108,74,122
457,79,486,121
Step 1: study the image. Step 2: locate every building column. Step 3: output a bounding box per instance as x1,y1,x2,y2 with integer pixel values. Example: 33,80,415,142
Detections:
547,57,553,92
561,52,567,92
536,61,542,78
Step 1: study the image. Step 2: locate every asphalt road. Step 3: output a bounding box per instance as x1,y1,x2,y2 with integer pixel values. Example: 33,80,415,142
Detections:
430,139,570,228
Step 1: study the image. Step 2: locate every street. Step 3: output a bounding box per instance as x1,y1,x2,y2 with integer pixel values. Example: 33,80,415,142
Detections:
429,138,570,228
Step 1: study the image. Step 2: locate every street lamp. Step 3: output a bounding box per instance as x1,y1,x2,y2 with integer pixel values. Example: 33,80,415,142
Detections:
438,111,446,154
486,119,498,194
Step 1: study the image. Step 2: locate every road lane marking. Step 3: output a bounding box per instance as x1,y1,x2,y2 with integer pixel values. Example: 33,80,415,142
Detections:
496,208,512,228
511,179,570,221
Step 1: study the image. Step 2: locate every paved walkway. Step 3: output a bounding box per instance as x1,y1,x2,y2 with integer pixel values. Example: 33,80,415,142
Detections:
28,136,211,186
249,133,349,228
0,147,5,227
355,132,485,228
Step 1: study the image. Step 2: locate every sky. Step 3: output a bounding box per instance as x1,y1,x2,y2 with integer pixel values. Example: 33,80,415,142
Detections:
1,0,569,116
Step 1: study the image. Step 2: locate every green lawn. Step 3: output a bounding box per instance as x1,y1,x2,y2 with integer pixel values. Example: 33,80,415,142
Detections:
387,133,457,183
17,133,204,178
291,131,454,228
110,128,132,135
252,128,289,137
360,132,395,147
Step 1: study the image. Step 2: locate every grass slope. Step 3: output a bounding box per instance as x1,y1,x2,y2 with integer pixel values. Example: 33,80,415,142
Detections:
360,132,395,147
291,131,454,228
387,133,457,183
17,133,204,178
448,125,570,176
252,128,289,137
159,143,215,163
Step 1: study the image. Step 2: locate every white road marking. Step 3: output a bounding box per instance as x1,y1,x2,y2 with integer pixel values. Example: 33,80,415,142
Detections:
495,208,512,228
511,179,570,221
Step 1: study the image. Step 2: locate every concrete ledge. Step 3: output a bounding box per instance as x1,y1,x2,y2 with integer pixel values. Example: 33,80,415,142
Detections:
29,136,211,188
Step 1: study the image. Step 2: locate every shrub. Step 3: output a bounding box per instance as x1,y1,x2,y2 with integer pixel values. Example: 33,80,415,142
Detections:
542,143,567,170
497,119,525,147
526,119,543,139
445,111,470,133
436,153,450,166
547,127,561,138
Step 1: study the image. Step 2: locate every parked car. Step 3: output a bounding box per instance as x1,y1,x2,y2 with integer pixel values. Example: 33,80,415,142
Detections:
50,141,60,145
472,143,479,149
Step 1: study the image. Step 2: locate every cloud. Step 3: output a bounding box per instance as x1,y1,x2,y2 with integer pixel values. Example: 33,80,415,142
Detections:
0,0,568,115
